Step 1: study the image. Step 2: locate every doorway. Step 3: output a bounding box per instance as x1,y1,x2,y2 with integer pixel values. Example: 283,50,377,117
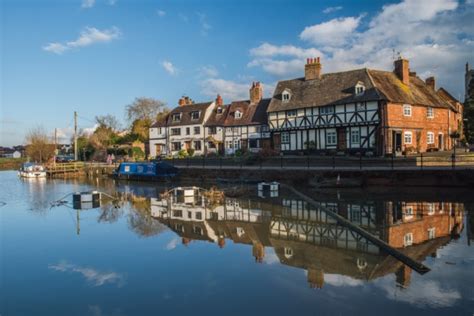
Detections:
392,131,402,155
438,133,443,151
273,133,281,153
337,128,346,150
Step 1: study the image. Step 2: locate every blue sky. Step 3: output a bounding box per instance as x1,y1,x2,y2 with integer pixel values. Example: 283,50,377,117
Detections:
1,0,473,146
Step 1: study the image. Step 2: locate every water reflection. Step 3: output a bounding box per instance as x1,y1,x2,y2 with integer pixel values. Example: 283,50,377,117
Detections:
49,261,125,287
148,187,464,290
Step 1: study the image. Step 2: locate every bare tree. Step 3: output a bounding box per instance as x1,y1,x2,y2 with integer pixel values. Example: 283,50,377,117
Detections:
25,126,56,163
125,97,167,123
95,114,121,132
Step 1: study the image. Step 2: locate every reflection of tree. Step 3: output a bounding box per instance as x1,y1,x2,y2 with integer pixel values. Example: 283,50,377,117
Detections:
128,195,167,237
97,203,124,223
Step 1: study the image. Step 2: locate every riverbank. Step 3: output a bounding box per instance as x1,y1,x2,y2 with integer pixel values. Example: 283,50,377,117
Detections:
0,158,27,171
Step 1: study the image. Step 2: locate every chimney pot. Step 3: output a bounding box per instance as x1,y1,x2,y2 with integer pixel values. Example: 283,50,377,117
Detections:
394,58,410,85
249,81,263,104
305,57,322,80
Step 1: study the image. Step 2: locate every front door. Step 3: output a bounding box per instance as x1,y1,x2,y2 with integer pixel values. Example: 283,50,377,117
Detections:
155,144,161,156
184,141,191,150
337,128,346,150
393,131,402,154
438,134,443,151
273,133,281,153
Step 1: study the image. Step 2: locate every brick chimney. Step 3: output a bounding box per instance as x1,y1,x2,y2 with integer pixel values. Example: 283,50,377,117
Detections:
425,76,435,90
249,81,263,104
305,57,322,81
394,58,410,85
178,96,194,106
216,94,223,106
178,97,186,106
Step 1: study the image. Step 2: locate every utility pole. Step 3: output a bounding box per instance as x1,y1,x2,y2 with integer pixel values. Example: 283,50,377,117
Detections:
54,128,58,166
74,111,78,161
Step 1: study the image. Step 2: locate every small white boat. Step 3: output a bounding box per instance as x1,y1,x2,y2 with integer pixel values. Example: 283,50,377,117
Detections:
18,163,47,178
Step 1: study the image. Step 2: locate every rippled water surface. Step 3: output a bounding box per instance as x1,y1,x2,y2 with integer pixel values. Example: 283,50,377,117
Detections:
1,170,473,316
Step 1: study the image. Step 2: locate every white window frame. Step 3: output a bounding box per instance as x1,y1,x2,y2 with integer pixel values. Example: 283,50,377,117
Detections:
404,233,413,247
172,113,181,122
235,110,242,119
427,132,435,144
404,131,412,145
351,130,360,144
282,92,291,102
403,104,412,116
428,227,436,240
405,206,413,220
194,126,200,135
427,203,435,215
427,107,434,118
355,84,365,95
284,247,293,259
190,111,200,120
326,131,337,146
286,110,297,117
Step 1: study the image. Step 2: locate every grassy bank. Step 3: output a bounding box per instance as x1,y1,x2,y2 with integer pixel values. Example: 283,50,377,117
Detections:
0,158,27,171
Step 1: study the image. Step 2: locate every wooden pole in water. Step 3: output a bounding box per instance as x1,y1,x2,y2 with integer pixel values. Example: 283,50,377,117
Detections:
76,209,80,235
280,184,431,274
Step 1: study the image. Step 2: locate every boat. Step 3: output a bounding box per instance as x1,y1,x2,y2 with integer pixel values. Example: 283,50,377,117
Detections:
114,161,179,181
18,163,47,178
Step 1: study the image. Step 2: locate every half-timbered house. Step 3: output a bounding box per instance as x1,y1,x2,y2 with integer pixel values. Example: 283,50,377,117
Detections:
203,95,229,155
267,57,462,155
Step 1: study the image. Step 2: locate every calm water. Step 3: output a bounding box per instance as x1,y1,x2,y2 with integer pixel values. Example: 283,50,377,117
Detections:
0,170,473,316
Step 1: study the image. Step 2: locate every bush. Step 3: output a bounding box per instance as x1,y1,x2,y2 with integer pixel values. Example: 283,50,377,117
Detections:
258,147,279,158
177,149,189,158
132,147,145,160
234,149,243,157
187,148,195,157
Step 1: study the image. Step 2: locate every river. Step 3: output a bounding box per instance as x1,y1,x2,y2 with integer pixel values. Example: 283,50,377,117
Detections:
0,170,473,315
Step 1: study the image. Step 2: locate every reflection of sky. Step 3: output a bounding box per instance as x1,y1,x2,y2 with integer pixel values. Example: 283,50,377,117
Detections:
2,171,474,315
49,261,125,287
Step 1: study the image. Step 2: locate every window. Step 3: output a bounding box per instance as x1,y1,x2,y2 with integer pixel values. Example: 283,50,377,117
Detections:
226,140,233,149
404,131,412,144
234,140,241,149
194,126,200,135
326,131,337,145
208,141,216,149
191,111,200,120
281,132,290,143
404,233,413,247
172,113,181,122
217,107,223,114
405,206,413,220
428,228,436,240
355,83,365,95
171,128,181,136
235,110,242,119
249,139,259,148
188,211,192,219
194,141,201,151
320,106,334,114
403,104,412,116
172,142,181,151
284,247,294,259
427,132,435,144
427,107,434,118
351,130,360,144
208,127,217,135
193,226,203,235
185,127,190,135
172,210,183,218
195,212,202,220
427,203,435,215
286,110,297,117
282,92,291,102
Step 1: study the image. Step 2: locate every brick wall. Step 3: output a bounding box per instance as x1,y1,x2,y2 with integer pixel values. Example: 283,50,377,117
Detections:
384,102,456,153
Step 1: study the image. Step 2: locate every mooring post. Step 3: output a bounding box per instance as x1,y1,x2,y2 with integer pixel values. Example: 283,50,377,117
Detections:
420,153,423,170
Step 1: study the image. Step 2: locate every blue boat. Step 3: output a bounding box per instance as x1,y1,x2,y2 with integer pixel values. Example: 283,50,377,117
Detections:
114,161,178,180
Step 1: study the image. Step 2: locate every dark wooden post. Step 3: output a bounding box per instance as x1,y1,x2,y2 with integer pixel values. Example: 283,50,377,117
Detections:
359,155,362,170
391,153,394,170
307,156,310,169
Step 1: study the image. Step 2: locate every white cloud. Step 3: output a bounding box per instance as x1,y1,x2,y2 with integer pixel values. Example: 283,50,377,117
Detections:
197,12,211,36
49,261,125,287
201,78,275,100
199,65,219,78
248,0,473,98
157,10,166,17
81,0,95,9
323,6,343,14
162,60,177,75
324,274,364,287
43,26,121,54
300,16,362,47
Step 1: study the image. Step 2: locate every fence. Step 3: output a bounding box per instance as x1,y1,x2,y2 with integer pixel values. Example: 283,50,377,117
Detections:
164,153,474,171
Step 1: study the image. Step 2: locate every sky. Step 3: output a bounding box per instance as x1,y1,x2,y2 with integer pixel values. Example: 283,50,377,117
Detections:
1,0,473,146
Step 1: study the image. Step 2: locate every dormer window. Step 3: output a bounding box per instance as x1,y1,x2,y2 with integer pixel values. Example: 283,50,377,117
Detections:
190,111,200,120
235,110,242,119
282,89,291,102
217,107,223,114
171,113,181,122
355,82,365,95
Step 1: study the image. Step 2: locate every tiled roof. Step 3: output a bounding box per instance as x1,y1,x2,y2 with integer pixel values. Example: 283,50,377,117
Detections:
166,102,213,126
224,98,270,126
150,113,169,128
268,68,454,112
204,104,230,127
436,87,461,112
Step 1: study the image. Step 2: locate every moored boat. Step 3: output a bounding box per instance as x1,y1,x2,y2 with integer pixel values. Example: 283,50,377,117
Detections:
114,161,179,181
18,163,47,178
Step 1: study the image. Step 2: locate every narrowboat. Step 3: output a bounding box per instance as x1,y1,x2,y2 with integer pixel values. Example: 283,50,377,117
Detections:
114,161,178,181
18,163,47,178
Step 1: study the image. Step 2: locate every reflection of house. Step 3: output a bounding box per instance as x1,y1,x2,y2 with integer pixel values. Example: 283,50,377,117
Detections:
149,190,464,289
